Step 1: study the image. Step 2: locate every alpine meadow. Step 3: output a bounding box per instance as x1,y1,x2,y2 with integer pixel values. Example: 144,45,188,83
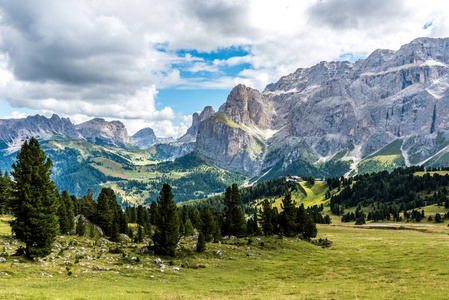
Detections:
2,1,449,299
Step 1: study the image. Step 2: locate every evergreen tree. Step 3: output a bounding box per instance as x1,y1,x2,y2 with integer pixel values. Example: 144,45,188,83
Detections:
79,189,97,221
303,217,317,239
137,225,144,243
149,201,157,225
10,138,58,258
223,184,246,237
279,194,297,237
0,172,11,215
57,193,70,234
71,195,79,216
95,188,113,236
153,184,180,256
191,208,201,229
184,219,195,236
61,191,75,232
199,207,217,242
196,232,206,252
258,199,275,236
76,217,86,236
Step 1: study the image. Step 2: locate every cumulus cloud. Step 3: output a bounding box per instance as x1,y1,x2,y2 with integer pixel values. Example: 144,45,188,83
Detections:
1,0,449,137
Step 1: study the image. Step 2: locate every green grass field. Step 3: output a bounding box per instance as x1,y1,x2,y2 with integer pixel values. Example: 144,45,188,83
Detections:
1,221,449,299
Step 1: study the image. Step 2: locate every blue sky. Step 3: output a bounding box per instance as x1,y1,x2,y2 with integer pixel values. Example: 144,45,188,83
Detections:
0,0,446,137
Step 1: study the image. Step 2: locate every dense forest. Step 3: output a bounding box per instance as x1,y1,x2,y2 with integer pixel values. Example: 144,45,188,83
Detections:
328,166,449,222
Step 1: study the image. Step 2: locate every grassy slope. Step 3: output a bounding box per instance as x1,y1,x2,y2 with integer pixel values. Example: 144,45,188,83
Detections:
1,222,449,298
358,139,405,174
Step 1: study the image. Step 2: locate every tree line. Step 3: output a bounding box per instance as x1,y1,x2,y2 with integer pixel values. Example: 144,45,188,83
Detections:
1,138,319,259
327,166,449,223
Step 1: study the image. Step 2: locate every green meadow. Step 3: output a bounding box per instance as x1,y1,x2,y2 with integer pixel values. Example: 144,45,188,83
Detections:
1,215,449,299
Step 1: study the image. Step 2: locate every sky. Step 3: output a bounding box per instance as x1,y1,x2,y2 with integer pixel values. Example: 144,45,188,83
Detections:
1,0,449,137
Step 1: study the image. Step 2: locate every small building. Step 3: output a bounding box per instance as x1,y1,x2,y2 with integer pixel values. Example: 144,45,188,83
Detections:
286,175,303,183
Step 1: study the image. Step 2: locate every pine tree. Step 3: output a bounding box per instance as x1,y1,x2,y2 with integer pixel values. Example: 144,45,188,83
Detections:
96,188,113,236
61,191,75,233
137,225,144,243
10,137,58,258
153,184,180,256
184,218,195,236
57,192,70,234
303,217,317,239
149,202,157,225
0,171,11,215
223,184,246,237
279,194,297,237
79,189,97,221
196,232,206,252
258,199,275,236
76,217,86,236
199,207,217,242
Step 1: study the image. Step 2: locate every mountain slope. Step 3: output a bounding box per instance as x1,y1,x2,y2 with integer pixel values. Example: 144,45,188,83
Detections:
196,37,449,179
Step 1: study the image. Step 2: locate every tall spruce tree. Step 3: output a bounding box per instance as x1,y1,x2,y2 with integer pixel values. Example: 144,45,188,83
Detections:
10,137,58,258
258,199,275,236
0,171,12,215
56,192,70,234
96,188,113,236
223,184,246,237
279,194,297,237
153,184,180,256
199,207,217,242
61,191,75,233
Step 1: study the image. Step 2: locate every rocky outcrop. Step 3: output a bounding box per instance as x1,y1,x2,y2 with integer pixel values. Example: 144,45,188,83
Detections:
196,37,449,177
131,127,157,148
178,106,215,143
75,118,130,146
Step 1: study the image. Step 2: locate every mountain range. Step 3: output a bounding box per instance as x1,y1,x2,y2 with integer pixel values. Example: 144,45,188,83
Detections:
2,37,449,199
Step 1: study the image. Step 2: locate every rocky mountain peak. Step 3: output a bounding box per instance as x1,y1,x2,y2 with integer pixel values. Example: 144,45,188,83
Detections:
178,105,215,143
131,127,157,148
219,84,271,129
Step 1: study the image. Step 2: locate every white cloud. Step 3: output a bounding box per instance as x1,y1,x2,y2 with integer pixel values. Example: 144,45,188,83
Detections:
1,0,449,136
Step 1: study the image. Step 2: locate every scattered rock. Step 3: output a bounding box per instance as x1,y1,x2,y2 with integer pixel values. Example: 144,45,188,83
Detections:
93,266,109,271
153,258,163,264
0,257,6,263
172,267,180,272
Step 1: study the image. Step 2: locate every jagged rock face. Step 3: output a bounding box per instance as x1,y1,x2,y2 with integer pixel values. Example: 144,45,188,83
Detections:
75,118,130,146
131,127,157,148
178,106,215,143
196,118,262,176
0,114,81,153
219,85,272,129
196,37,449,177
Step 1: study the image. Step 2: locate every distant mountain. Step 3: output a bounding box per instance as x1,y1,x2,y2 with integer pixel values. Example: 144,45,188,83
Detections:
75,118,130,147
131,127,157,148
0,114,81,153
195,37,449,179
